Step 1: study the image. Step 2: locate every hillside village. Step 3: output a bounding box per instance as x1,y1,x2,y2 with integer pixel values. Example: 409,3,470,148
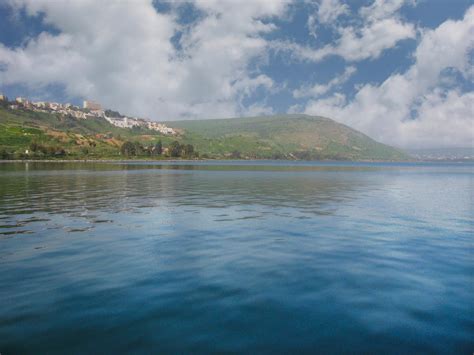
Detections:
0,94,176,135
1,93,411,161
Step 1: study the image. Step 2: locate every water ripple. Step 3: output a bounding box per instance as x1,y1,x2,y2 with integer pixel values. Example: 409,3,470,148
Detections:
0,161,472,353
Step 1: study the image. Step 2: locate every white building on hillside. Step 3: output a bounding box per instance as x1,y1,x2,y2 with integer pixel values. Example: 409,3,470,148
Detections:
83,100,102,110
49,102,62,110
33,101,49,108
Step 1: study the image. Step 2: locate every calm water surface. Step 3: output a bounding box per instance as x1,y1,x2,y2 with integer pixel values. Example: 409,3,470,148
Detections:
0,161,472,353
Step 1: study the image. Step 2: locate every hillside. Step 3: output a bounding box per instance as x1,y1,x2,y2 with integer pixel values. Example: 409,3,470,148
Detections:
0,107,408,160
165,114,408,160
0,106,177,159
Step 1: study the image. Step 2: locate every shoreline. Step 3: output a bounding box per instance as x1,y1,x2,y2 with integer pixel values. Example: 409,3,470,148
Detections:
0,159,200,163
0,159,471,164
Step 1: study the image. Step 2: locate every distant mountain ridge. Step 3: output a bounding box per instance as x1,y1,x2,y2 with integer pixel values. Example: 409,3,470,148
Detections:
408,147,474,161
0,106,409,160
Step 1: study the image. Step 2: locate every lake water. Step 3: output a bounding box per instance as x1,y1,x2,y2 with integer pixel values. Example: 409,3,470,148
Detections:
0,161,472,353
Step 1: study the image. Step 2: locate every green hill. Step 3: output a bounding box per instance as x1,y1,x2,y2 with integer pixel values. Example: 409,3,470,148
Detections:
0,106,408,160
0,106,176,159
165,114,408,160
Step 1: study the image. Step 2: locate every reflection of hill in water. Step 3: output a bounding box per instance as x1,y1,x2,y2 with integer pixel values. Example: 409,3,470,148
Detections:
0,163,377,232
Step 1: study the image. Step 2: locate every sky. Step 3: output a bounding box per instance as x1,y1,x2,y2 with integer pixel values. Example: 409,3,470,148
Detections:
0,0,472,149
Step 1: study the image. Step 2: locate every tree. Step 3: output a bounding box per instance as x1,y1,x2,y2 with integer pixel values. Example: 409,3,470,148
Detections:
271,151,284,160
0,149,10,160
30,141,39,153
230,150,241,159
168,141,182,157
54,148,66,157
183,144,194,157
105,109,124,118
121,141,136,157
133,142,145,155
0,97,9,108
153,140,162,155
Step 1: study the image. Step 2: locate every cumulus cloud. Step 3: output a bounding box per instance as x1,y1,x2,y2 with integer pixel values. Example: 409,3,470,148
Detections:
307,0,349,37
293,65,356,98
359,0,415,22
301,6,474,148
331,18,415,61
317,0,349,24
399,89,473,148
0,0,289,119
275,0,415,62
0,0,471,149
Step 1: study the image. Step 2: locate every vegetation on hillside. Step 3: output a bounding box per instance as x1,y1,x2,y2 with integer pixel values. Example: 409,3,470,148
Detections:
0,106,194,160
165,114,409,160
0,105,408,161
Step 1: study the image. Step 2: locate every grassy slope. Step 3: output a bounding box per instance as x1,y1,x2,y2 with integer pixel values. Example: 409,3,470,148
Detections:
0,107,172,158
0,108,409,160
165,114,408,160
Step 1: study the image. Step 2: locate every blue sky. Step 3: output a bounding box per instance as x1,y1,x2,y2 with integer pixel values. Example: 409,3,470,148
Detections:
0,0,472,148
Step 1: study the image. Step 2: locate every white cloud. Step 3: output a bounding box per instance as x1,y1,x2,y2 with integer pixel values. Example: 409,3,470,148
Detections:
332,18,415,61
359,0,415,22
307,0,349,38
293,65,356,98
275,0,415,62
399,89,474,148
0,0,289,120
0,0,471,149
317,0,349,24
300,6,474,148
245,101,275,116
309,0,349,27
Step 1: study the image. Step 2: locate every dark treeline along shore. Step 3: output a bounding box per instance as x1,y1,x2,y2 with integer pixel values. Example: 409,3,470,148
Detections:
0,99,408,161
